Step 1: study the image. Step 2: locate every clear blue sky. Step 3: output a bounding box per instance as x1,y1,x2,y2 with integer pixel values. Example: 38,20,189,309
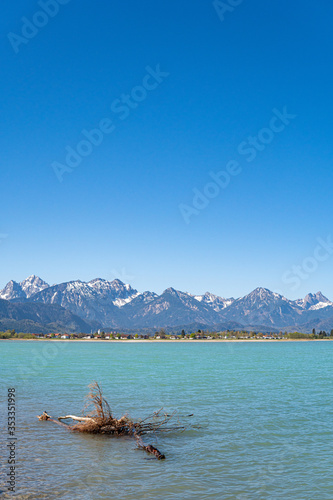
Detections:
1,0,333,300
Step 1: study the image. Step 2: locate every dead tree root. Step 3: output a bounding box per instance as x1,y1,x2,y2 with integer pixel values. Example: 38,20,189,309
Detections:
37,382,189,460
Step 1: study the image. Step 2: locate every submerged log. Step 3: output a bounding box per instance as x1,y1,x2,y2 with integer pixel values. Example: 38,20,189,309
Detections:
142,444,165,460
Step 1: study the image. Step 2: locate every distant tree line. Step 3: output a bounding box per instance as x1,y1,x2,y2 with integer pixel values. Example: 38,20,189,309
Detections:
0,330,34,339
1,328,333,340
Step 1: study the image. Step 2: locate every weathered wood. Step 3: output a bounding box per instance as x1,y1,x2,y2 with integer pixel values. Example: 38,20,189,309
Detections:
36,382,191,460
37,412,73,430
58,415,96,423
142,444,165,460
99,425,117,433
37,411,51,421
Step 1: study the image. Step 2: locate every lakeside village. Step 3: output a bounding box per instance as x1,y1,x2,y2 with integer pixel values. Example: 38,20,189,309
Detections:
1,328,333,340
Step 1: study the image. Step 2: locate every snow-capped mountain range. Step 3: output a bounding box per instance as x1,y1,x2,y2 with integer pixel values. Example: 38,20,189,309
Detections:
1,275,333,332
0,275,49,300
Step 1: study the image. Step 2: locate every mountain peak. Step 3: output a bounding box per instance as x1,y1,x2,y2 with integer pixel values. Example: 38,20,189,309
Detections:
248,287,276,298
25,274,37,280
20,275,49,298
314,291,330,302
164,287,178,295
112,278,125,285
193,292,235,311
0,280,25,301
297,291,332,310
21,274,42,283
88,278,133,290
253,287,271,294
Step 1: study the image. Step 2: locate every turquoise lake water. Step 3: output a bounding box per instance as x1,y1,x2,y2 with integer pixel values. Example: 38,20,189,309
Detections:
0,340,333,499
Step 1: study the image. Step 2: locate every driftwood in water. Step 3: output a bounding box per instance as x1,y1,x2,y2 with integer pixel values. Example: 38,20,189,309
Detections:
58,415,95,423
37,412,72,430
139,444,166,460
37,382,188,459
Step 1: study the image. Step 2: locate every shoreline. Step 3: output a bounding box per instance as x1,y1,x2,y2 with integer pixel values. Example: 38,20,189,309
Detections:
1,338,332,343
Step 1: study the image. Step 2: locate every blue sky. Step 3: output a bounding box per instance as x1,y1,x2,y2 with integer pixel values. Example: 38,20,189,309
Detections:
1,0,333,300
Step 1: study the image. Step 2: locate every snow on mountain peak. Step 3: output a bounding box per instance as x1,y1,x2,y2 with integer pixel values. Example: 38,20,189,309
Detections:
0,280,25,300
0,276,49,300
20,275,49,296
193,292,235,311
295,291,332,310
1,276,333,331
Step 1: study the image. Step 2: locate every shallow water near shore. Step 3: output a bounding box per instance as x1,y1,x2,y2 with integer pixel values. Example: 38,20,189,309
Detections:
1,340,333,499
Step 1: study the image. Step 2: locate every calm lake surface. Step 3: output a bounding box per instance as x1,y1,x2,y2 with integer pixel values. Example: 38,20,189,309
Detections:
0,340,332,499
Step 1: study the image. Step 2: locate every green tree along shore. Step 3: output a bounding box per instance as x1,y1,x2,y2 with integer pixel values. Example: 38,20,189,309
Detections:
0,329,35,339
1,329,333,340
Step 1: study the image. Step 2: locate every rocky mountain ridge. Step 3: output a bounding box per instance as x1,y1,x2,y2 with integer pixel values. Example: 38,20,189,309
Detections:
1,277,333,332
